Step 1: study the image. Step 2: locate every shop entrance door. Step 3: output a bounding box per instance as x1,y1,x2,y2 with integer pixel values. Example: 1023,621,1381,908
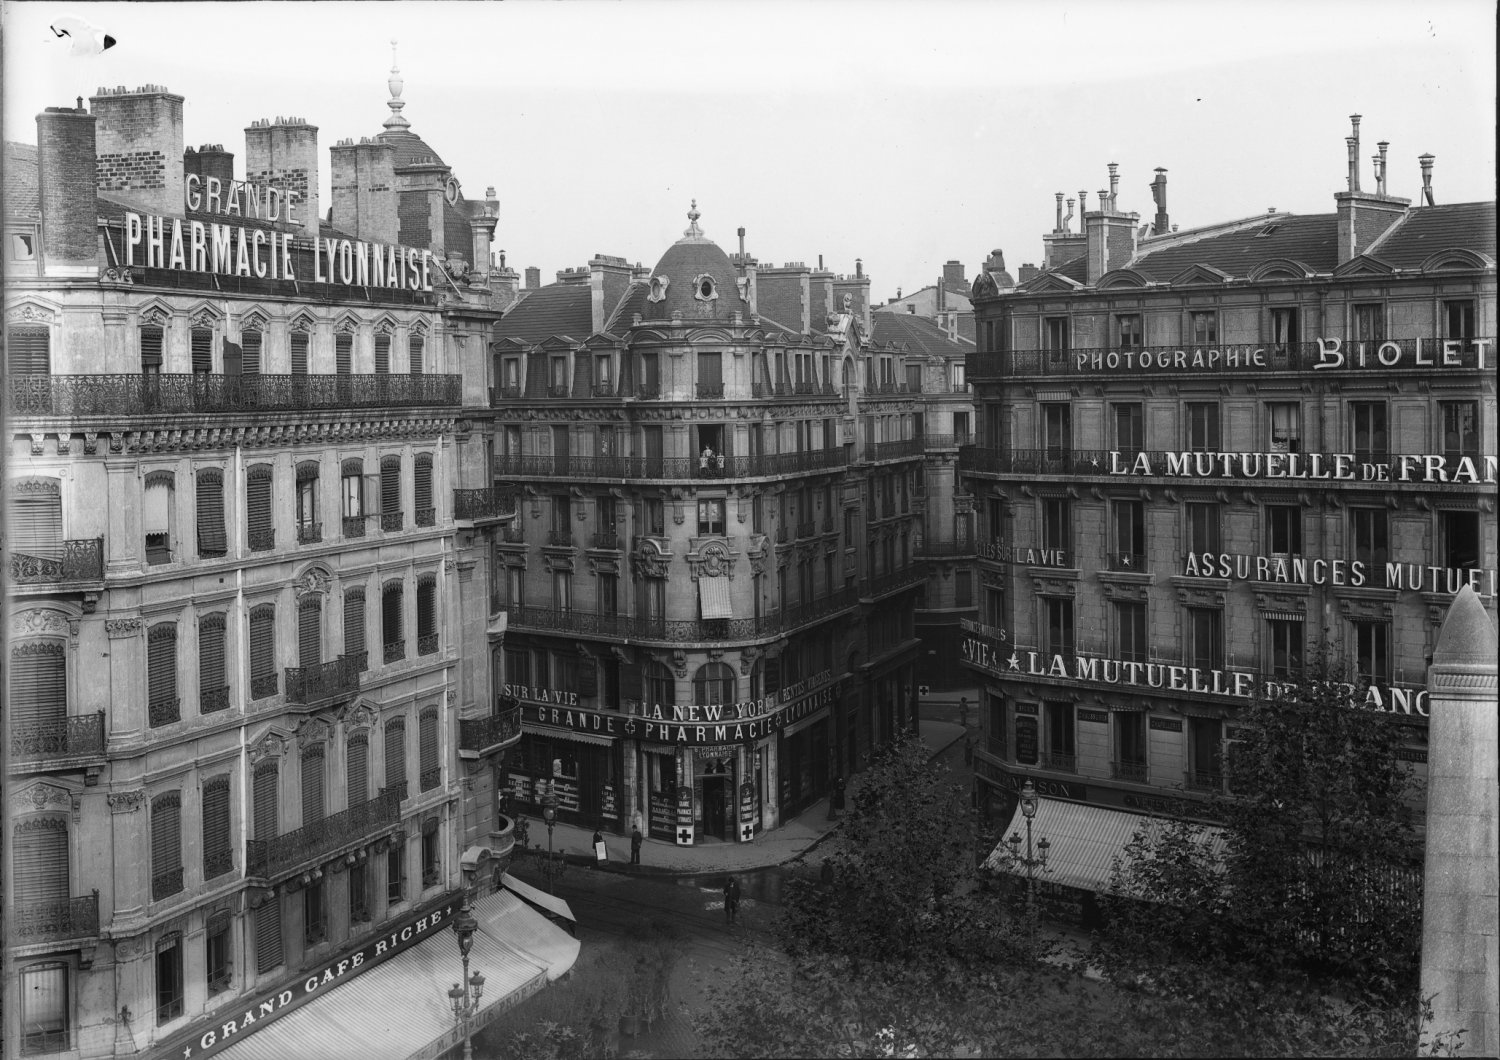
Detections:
702,776,727,839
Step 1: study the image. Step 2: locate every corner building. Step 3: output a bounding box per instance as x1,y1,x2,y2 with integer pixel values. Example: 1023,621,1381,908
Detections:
959,120,1496,830
489,207,931,844
4,71,528,1058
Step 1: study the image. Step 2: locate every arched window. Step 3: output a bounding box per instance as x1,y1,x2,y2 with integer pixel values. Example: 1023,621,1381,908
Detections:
199,612,229,713
246,464,274,552
9,640,67,751
13,815,69,908
301,745,325,826
147,623,179,727
202,776,232,880
195,467,227,558
418,708,439,792
382,579,405,663
385,717,408,800
151,791,183,900
9,476,62,563
344,587,367,670
643,661,674,710
144,470,175,564
347,732,369,806
414,453,434,526
693,663,735,706
249,603,277,699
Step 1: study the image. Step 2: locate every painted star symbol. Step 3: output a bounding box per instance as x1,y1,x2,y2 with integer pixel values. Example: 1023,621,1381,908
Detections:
1007,651,1021,671
1090,456,1101,468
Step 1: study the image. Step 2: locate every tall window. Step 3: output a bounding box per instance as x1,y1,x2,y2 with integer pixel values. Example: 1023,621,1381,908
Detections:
255,900,283,974
21,963,70,1053
249,603,277,699
644,661,674,709
297,595,322,668
1115,601,1147,663
1268,617,1304,679
1268,402,1301,453
422,819,441,887
303,876,325,946
196,468,227,558
1440,401,1479,461
417,574,438,654
1044,597,1074,657
374,333,391,374
1440,510,1480,570
141,324,164,375
1185,402,1220,451
414,453,434,526
240,329,262,374
1041,403,1071,456
1189,311,1218,345
341,458,364,538
199,613,228,713
1188,717,1223,789
1042,317,1069,357
296,462,320,544
144,471,175,564
1349,401,1388,462
1266,504,1302,557
1352,303,1384,343
1111,500,1146,570
1044,700,1076,770
290,329,310,374
697,498,725,536
1116,313,1143,349
1269,306,1300,355
202,776,232,881
387,845,406,905
1352,620,1390,683
1113,403,1144,458
409,333,425,375
1041,498,1071,559
344,587,367,670
382,580,405,663
189,326,214,374
552,570,572,612
380,455,402,531
206,914,232,995
385,718,407,800
1114,713,1147,780
419,708,439,792
347,733,369,806
147,622,179,727
598,572,619,615
1350,508,1389,582
1187,607,1224,670
643,496,665,536
334,332,352,376
1186,502,1221,554
694,662,735,705
246,465,274,552
253,764,278,842
350,860,371,924
1442,299,1476,344
155,936,184,1024
955,569,973,608
151,792,183,900
301,745,325,826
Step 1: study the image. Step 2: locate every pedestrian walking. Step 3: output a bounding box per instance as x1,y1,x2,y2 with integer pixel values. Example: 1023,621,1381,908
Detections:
630,825,643,865
832,775,846,816
723,875,741,925
959,696,970,728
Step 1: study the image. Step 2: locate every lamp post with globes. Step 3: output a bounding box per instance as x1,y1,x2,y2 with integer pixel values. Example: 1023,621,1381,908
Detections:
1005,779,1051,926
448,886,486,1060
541,780,559,894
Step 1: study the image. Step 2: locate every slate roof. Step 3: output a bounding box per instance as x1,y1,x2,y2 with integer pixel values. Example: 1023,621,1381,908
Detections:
1131,213,1339,280
377,129,447,169
870,311,971,358
1365,201,1496,270
4,142,39,218
493,283,593,345
603,282,649,333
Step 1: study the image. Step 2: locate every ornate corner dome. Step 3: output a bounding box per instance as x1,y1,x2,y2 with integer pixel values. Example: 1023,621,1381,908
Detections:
375,40,447,168
642,201,747,324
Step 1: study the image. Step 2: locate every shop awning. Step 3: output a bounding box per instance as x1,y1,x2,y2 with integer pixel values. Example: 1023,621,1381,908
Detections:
982,798,1226,894
501,871,576,925
698,574,733,619
217,891,579,1060
528,723,614,747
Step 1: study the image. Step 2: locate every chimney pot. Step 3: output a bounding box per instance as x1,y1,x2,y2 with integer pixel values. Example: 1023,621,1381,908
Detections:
1054,192,1064,232
1418,153,1436,206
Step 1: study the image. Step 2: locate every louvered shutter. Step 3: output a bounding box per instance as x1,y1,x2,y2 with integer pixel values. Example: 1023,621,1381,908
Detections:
191,328,213,373
10,480,63,559
344,588,367,669
253,764,279,839
347,734,369,806
385,720,406,797
380,456,401,515
12,817,68,903
417,576,436,640
382,582,404,650
290,331,309,375
246,465,273,549
241,331,262,375
140,326,164,369
414,454,433,522
301,747,325,825
419,709,438,791
7,327,50,373
249,605,276,696
196,469,227,557
409,335,424,375
374,334,390,374
764,655,782,698
202,778,231,879
9,643,67,727
298,596,322,668
199,613,227,709
335,333,352,375
148,624,178,722
255,900,283,973
151,794,182,892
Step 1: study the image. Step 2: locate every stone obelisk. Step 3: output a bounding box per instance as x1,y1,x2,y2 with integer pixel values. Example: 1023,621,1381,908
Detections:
1419,585,1498,1055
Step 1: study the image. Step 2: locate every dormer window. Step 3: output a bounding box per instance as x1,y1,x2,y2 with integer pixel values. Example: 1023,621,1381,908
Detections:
693,274,718,302
647,275,670,303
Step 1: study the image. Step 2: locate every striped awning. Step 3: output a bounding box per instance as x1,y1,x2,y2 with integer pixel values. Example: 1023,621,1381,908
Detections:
501,871,576,926
528,723,613,747
698,574,733,619
217,891,578,1060
983,798,1225,894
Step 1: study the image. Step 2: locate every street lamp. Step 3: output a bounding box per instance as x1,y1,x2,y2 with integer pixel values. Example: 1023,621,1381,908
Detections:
448,887,486,1060
541,781,559,894
1006,780,1051,922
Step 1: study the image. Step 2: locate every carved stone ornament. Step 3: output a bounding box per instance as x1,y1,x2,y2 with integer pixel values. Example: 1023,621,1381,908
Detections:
30,433,45,456
297,717,332,747
647,275,670,303
340,702,377,731
250,732,287,764
83,432,98,454
687,539,737,581
8,302,57,324
631,538,671,579
113,935,150,961
692,274,720,303
334,315,359,335
106,617,144,638
140,304,171,327
108,790,146,813
294,566,333,598
190,306,222,330
12,781,73,816
12,609,72,638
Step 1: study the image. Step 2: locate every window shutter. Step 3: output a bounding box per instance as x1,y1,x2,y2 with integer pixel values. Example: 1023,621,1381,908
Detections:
249,604,276,695
9,480,63,558
335,333,352,375
240,331,262,375
253,764,278,839
196,469,227,557
343,588,366,667
199,613,227,711
419,709,438,791
148,624,178,722
374,334,391,374
382,582,404,651
246,465,273,549
255,900,283,973
151,793,182,880
290,331,309,375
9,642,67,727
191,328,213,373
298,596,322,667
301,747,325,825
417,575,436,640
7,327,50,373
13,817,68,903
347,734,369,805
202,777,231,879
140,325,164,368
409,335,424,375
414,453,433,517
380,456,401,515
385,719,407,796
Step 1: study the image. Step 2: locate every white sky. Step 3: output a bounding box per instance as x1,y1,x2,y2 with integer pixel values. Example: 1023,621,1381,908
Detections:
3,0,1495,302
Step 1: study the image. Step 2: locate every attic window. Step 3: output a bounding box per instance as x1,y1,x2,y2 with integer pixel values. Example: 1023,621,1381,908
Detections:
693,274,718,302
9,232,36,261
1255,224,1280,237
647,276,670,303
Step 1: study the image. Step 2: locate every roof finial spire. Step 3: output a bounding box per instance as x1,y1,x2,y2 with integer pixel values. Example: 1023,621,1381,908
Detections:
384,40,410,132
683,199,703,239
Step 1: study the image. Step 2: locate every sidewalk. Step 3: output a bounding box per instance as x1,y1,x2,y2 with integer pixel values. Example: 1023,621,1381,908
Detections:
524,695,976,878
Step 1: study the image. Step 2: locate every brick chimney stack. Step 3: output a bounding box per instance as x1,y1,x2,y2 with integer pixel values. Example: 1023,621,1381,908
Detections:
245,116,319,235
1044,191,1086,269
525,266,541,289
36,103,99,275
329,136,397,243
183,143,234,192
89,84,185,216
1085,165,1141,284
942,259,967,290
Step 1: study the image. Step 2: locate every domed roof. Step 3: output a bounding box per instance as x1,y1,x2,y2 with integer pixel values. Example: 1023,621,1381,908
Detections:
376,129,446,168
641,202,749,324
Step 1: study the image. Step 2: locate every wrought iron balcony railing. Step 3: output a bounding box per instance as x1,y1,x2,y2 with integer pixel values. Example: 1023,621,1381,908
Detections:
797,521,817,539
420,767,442,792
459,700,524,756
546,530,574,547
968,337,1496,380
866,438,924,461
9,538,104,586
867,381,910,395
246,785,402,880
1184,769,1226,793
454,487,518,522
1112,759,1149,783
200,685,230,713
418,633,439,656
7,372,464,416
247,529,275,552
384,640,405,664
415,507,436,528
343,515,367,538
774,526,788,544
696,383,725,399
859,564,928,600
589,531,622,550
380,511,403,532
204,847,235,880
1106,552,1148,573
916,538,976,557
921,433,972,450
251,672,279,699
1042,751,1078,774
492,447,848,481
153,867,184,901
505,587,860,644
285,652,364,706
501,526,525,544
297,522,322,545
12,892,99,942
148,695,180,727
